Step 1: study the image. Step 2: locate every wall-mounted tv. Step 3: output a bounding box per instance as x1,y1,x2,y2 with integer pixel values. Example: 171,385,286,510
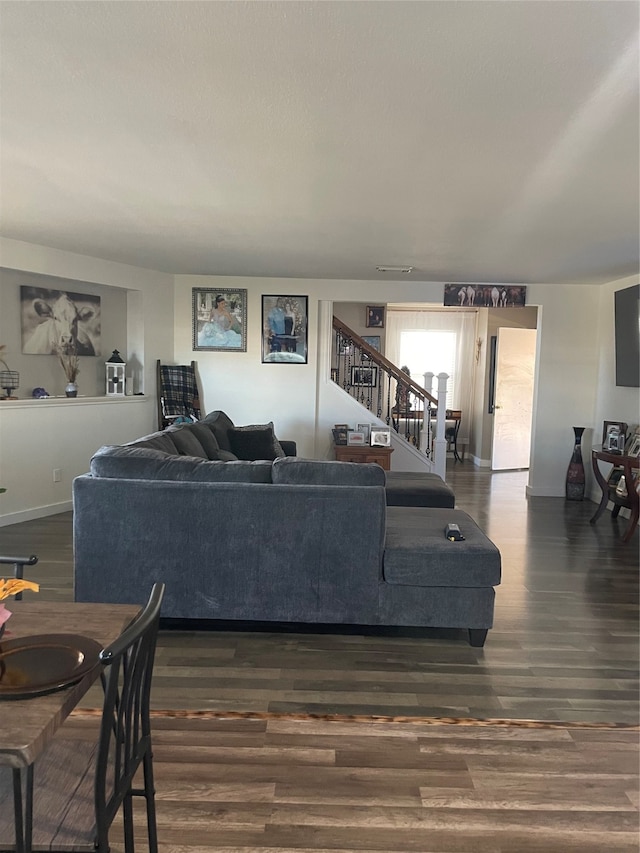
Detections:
614,284,640,388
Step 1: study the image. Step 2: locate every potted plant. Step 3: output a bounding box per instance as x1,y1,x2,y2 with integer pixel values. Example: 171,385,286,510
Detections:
59,348,80,397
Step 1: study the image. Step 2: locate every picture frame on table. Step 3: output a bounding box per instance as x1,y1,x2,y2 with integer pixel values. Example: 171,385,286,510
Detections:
193,288,247,352
365,306,385,328
356,423,371,443
347,431,366,446
626,430,640,458
261,295,308,364
603,421,627,453
350,365,378,387
332,428,348,446
371,428,391,447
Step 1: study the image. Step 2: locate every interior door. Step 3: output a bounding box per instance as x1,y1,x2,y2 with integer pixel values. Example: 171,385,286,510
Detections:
491,327,537,470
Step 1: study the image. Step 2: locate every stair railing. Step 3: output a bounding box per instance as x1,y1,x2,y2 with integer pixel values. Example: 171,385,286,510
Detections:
332,316,440,458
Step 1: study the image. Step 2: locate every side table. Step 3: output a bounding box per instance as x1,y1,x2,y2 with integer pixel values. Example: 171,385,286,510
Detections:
334,444,393,471
590,447,639,543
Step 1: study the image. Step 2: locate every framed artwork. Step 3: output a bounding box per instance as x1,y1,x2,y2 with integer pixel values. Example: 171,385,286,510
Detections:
330,368,339,383
362,335,381,352
602,420,627,451
626,431,640,458
366,306,385,328
262,295,308,364
347,431,366,446
371,428,391,447
193,288,247,351
350,365,378,387
443,283,527,308
356,423,371,442
20,286,101,356
332,428,348,445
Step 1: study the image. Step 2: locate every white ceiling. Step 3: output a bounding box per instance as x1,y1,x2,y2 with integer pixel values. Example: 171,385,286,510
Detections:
1,1,638,284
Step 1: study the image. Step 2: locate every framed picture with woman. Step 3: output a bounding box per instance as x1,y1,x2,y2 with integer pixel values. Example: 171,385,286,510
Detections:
192,288,247,351
261,295,308,363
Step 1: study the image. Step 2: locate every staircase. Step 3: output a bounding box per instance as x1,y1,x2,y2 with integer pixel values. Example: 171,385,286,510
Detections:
332,316,450,478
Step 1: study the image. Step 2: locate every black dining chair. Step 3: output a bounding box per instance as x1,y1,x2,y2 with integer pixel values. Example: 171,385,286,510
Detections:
0,555,39,599
0,582,165,852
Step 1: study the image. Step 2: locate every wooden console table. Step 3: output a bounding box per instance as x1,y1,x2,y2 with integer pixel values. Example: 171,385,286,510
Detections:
590,447,639,543
334,444,393,470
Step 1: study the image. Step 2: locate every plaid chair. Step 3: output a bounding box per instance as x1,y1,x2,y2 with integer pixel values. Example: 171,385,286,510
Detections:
157,360,202,429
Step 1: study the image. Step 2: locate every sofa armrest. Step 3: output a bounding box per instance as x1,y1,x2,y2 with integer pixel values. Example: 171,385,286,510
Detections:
280,440,297,457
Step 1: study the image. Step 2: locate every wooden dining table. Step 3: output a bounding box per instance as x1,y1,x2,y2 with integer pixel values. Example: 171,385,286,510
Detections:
0,600,141,853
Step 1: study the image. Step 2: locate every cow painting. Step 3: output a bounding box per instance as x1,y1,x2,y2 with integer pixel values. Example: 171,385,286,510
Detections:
21,287,101,356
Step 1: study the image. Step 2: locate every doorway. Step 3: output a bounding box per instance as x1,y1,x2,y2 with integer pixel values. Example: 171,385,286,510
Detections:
491,327,537,470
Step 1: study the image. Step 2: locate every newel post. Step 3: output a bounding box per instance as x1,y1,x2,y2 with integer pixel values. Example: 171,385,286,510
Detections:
433,372,449,480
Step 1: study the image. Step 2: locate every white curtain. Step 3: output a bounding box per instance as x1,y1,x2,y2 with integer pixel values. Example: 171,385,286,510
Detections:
386,309,477,444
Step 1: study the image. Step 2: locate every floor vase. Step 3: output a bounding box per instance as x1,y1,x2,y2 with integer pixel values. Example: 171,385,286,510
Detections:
565,426,586,500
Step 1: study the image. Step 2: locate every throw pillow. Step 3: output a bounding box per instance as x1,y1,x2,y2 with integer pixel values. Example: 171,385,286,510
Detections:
228,422,285,461
166,424,209,458
188,422,221,459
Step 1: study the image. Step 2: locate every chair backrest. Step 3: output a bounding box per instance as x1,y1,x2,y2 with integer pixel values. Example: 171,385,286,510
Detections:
0,554,38,600
157,360,202,429
94,583,165,846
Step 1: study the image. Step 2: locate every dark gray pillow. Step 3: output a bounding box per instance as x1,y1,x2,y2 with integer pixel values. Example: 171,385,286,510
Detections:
90,446,272,482
200,410,235,452
187,422,221,459
166,424,208,458
228,422,285,460
272,457,386,486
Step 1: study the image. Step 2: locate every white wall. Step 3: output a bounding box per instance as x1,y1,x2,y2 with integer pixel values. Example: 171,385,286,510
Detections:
0,238,174,523
2,238,636,523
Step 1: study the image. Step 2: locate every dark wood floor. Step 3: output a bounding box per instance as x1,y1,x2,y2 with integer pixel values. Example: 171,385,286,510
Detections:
1,465,638,852
2,465,637,724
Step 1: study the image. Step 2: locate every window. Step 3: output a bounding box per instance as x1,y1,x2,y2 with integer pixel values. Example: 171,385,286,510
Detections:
399,329,456,408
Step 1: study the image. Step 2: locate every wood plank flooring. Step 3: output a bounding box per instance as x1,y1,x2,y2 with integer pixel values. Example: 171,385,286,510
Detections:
1,465,638,851
1,467,636,724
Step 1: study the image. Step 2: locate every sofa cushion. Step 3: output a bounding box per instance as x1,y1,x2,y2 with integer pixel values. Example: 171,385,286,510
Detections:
90,446,272,482
383,507,501,588
272,457,386,486
166,424,209,458
187,422,221,459
126,430,179,454
385,471,455,508
228,422,285,461
201,410,235,453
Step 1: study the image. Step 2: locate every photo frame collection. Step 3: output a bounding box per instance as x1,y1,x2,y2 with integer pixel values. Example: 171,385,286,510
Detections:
192,290,308,363
332,423,390,447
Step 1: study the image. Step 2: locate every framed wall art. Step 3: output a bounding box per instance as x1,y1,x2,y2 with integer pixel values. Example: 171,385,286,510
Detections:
20,286,102,356
193,288,247,351
350,365,378,387
262,296,308,363
362,335,381,352
443,283,527,308
366,306,385,328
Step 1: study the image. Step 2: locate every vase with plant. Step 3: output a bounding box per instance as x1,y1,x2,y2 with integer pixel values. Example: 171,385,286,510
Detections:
59,348,80,397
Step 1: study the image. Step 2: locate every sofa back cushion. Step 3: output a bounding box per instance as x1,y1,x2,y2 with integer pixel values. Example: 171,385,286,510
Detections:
272,457,386,486
166,424,209,458
126,430,178,454
187,422,222,459
228,422,285,461
90,446,272,482
201,410,235,452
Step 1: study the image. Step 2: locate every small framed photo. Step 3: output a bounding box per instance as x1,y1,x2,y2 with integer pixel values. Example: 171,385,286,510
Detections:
350,365,378,387
371,428,391,447
334,423,348,430
347,431,366,446
626,431,640,458
356,423,371,443
366,306,385,328
332,428,348,445
262,295,308,364
330,368,339,383
604,421,627,453
602,420,627,447
362,335,381,352
193,288,247,351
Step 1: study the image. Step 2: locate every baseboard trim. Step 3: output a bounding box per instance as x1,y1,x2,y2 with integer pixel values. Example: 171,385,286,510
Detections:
0,501,72,527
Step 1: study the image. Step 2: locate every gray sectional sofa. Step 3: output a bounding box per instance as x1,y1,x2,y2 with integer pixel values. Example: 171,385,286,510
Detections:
73,412,501,646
